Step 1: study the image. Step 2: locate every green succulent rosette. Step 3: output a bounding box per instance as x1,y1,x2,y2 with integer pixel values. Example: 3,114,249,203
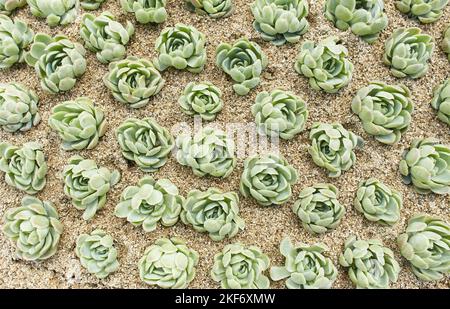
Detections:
0,141,47,194
121,0,167,24
181,188,245,241
293,183,345,234
442,25,450,61
80,0,105,10
115,176,183,232
399,138,450,194
24,33,87,94
339,235,401,288
0,82,40,133
0,0,26,15
27,0,78,27
139,237,199,289
240,153,298,206
154,23,206,73
430,78,450,126
270,237,338,289
397,214,450,281
178,82,223,121
351,81,413,145
395,0,449,23
63,155,121,220
2,195,63,261
80,11,135,64
211,243,270,289
185,0,234,18
294,36,353,93
383,27,434,79
216,38,268,96
176,127,236,178
251,89,308,140
116,117,174,172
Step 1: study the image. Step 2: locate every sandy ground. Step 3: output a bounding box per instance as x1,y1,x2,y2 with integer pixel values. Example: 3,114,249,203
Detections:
0,0,449,289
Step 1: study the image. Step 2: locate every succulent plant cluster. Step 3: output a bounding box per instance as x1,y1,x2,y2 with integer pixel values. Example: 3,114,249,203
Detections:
430,78,450,126
121,0,167,24
185,0,234,18
27,0,78,27
0,0,26,15
179,82,223,121
442,25,450,61
80,0,105,10
395,0,449,23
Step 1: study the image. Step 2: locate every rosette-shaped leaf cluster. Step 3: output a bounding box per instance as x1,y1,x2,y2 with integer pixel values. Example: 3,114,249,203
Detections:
339,235,401,288
294,37,353,93
430,78,450,126
354,178,402,225
251,0,309,46
115,176,183,232
116,117,174,172
216,38,268,96
351,81,413,145
293,183,345,234
240,153,298,206
324,0,388,43
397,214,450,281
121,0,167,24
251,89,308,140
80,11,135,64
154,24,206,73
0,82,40,133
27,0,78,27
63,155,121,220
395,0,449,23
186,0,234,18
309,122,363,178
76,229,119,279
176,127,236,178
80,0,105,10
178,82,223,121
399,138,450,194
0,142,47,194
270,237,337,289
24,33,87,94
48,97,106,151
139,237,199,289
0,0,26,15
181,188,245,241
383,27,434,79
0,15,34,69
442,25,450,61
104,56,164,108
211,243,270,289
2,196,63,261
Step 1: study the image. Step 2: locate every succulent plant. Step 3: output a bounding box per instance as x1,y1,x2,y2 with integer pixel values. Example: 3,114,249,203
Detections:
430,78,450,126
399,138,450,194
178,82,223,121
0,14,34,70
103,56,164,108
293,183,345,234
154,23,206,73
351,81,413,145
27,0,78,27
324,0,388,43
185,0,234,18
121,0,167,24
294,37,353,93
251,0,309,46
397,214,450,281
383,27,434,79
80,11,135,64
80,0,105,10
0,141,47,194
339,235,401,288
116,117,174,172
115,176,183,232
442,25,450,61
240,153,298,206
76,229,119,279
309,122,363,178
216,38,268,96
211,243,270,288
2,195,63,261
270,237,338,289
63,155,121,220
251,89,308,140
354,178,402,225
48,97,106,151
395,0,449,23
0,82,40,133
0,0,26,15
176,127,236,178
181,188,245,241
24,33,87,94
139,237,199,289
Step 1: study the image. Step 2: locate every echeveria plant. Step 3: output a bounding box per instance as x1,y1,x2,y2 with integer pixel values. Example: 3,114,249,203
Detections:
0,0,26,15
121,0,167,24
442,25,450,61
80,0,105,10
395,0,449,23
185,0,234,18
430,78,450,126
27,0,78,27
179,82,223,121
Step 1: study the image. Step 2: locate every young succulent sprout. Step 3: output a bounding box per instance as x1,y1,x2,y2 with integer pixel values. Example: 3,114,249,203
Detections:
442,25,450,61
0,0,26,15
430,78,450,126
185,0,234,18
395,0,449,23
80,0,105,10
27,0,78,27
121,0,167,24
178,82,223,121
